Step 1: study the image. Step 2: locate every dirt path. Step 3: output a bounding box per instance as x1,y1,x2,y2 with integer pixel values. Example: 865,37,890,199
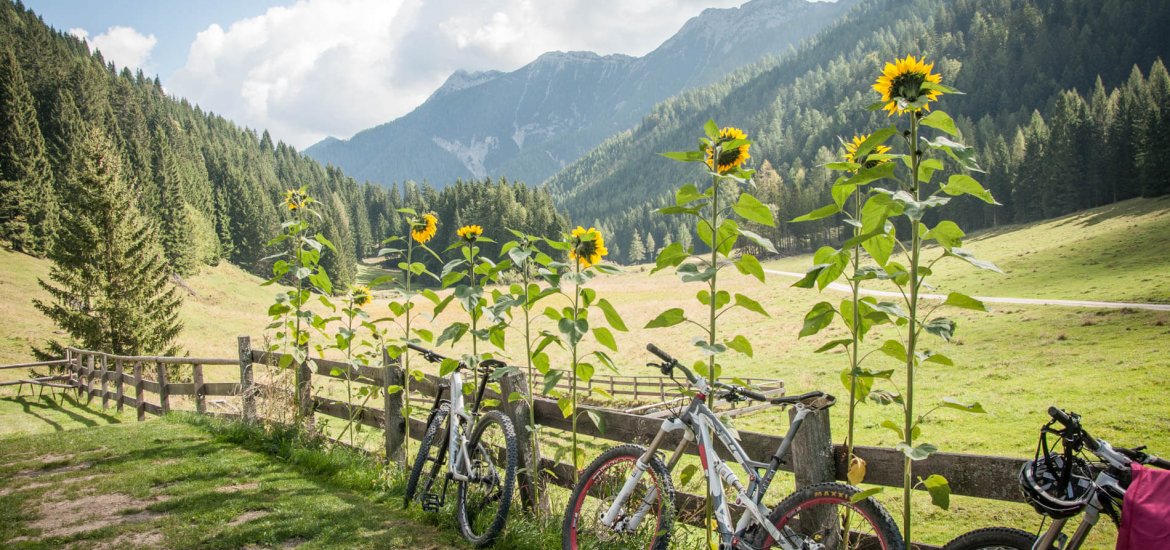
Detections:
765,269,1170,312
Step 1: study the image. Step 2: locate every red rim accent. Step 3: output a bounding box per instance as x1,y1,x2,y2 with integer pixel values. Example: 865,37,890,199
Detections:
567,455,662,550
762,495,890,549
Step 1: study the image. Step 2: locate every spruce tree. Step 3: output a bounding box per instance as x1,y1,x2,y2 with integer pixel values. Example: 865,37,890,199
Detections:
627,231,646,263
34,128,183,357
0,47,57,255
154,129,199,276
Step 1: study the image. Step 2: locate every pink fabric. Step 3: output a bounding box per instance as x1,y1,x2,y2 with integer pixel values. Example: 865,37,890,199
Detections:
1117,463,1170,550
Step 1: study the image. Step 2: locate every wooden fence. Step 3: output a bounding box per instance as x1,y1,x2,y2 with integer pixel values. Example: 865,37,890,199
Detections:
15,337,1030,547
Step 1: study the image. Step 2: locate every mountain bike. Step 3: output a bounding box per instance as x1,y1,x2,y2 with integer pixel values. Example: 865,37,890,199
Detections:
402,343,517,548
562,343,904,550
943,407,1169,550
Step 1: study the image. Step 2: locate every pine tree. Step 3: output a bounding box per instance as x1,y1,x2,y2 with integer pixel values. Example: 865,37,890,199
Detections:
154,129,199,276
628,232,646,263
0,47,57,255
644,232,657,258
34,128,183,357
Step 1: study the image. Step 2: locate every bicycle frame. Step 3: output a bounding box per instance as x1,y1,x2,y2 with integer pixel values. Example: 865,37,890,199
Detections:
425,361,493,487
601,380,819,548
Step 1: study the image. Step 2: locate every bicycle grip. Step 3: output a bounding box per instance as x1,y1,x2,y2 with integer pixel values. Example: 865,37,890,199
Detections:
1048,406,1073,426
646,343,675,364
739,387,767,402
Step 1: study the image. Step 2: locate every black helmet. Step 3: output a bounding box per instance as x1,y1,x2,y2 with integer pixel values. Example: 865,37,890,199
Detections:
1018,453,1094,518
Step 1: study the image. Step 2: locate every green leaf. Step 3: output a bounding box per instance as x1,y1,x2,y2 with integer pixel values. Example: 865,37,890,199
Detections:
557,396,574,418
738,228,777,254
799,302,836,338
792,203,840,223
922,474,951,510
925,220,965,250
436,322,469,347
542,370,564,395
791,265,826,289
715,218,739,256
703,119,719,139
861,193,901,234
724,335,753,357
679,464,700,487
731,254,763,283
815,339,852,353
850,487,884,503
385,385,403,395
880,420,904,439
733,193,775,226
593,327,618,352
575,361,594,383
489,326,506,349
943,292,987,312
596,298,628,331
896,442,938,461
832,183,857,209
693,339,727,356
660,150,705,162
651,242,689,274
439,358,461,377
676,183,705,205
924,352,953,366
923,318,957,341
943,174,997,204
940,397,987,414
862,233,894,268
645,308,687,329
879,340,907,362
947,248,1003,273
733,293,769,317
920,111,959,137
585,410,606,434
558,317,589,346
855,126,898,158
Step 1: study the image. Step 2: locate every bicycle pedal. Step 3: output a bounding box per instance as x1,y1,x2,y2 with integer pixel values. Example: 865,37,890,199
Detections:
421,492,442,512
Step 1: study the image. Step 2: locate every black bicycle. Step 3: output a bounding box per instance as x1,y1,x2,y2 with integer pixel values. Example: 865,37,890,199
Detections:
943,407,1169,550
402,344,517,548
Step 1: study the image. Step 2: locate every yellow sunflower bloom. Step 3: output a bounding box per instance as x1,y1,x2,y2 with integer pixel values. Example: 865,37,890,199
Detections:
351,285,373,307
872,55,943,116
457,224,483,241
844,134,892,170
703,126,751,174
411,213,438,244
569,226,608,268
283,188,308,212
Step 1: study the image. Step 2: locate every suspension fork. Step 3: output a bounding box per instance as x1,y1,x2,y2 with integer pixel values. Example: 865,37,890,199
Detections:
600,417,692,529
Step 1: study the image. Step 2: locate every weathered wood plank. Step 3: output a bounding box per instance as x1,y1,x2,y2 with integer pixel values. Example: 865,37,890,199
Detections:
142,402,163,416
166,383,196,396
239,336,255,422
0,359,69,370
193,364,206,414
141,380,161,394
202,382,240,396
313,396,384,429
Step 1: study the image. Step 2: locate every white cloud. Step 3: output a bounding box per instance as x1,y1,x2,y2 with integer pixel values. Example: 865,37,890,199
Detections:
72,26,158,73
169,0,744,149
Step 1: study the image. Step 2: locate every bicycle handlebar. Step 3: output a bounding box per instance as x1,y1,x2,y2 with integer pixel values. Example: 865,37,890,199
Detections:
407,343,448,364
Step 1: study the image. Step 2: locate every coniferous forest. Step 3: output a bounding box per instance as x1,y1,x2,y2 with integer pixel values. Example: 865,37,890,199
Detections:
550,0,1170,264
0,0,565,294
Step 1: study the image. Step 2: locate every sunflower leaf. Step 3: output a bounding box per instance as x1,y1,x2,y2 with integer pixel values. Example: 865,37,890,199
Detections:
733,193,775,227
920,111,959,137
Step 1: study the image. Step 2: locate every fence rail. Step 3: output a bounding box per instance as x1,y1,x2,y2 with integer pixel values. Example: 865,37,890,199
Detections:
6,339,1030,547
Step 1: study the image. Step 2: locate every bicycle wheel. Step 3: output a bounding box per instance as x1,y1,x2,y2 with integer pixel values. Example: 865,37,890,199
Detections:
752,482,904,550
456,410,517,547
562,444,675,550
942,527,1036,550
404,404,449,508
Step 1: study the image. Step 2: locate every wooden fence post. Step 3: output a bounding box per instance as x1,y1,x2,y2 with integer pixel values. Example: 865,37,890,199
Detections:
499,369,550,515
789,406,835,489
156,361,170,414
100,354,109,409
193,363,206,414
85,352,94,402
115,359,124,412
64,348,73,391
296,353,312,423
238,336,255,422
382,348,406,466
134,361,145,421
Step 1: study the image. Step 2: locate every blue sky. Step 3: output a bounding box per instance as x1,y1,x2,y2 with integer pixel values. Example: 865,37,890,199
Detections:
23,0,753,148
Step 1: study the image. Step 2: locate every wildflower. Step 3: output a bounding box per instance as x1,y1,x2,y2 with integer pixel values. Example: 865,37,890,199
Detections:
411,213,438,244
283,188,308,212
569,226,608,268
844,134,892,170
457,224,483,241
703,127,751,174
351,285,372,307
873,55,943,116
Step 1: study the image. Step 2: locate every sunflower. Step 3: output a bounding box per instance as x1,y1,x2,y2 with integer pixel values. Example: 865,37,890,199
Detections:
872,55,943,116
410,213,438,244
283,188,308,212
350,285,373,307
569,226,608,268
703,126,751,174
844,134,892,170
456,224,483,241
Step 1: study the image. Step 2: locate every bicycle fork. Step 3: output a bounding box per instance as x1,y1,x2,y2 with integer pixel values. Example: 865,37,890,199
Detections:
600,419,693,531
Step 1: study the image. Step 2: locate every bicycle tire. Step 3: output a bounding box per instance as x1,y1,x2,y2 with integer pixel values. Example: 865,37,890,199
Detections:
456,410,518,547
404,404,449,508
562,444,675,550
942,527,1037,550
752,482,905,550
